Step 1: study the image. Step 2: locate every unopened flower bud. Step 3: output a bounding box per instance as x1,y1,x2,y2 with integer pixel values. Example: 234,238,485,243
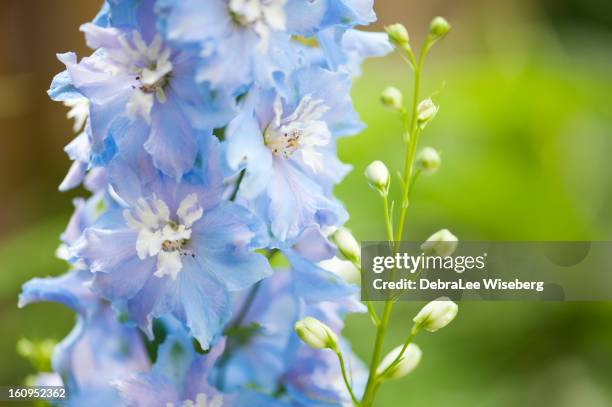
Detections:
377,344,422,379
319,257,360,286
380,87,403,111
416,147,440,174
413,297,458,332
295,317,338,350
331,227,361,262
385,23,410,47
420,229,458,257
364,160,390,193
417,98,438,129
429,17,451,40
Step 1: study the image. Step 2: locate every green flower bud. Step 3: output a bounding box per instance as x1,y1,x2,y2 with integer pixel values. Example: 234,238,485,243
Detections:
331,227,361,263
377,343,422,379
364,160,390,194
380,86,403,111
416,147,441,174
420,229,458,257
295,317,338,350
413,297,458,332
417,98,438,129
385,23,410,47
429,17,451,40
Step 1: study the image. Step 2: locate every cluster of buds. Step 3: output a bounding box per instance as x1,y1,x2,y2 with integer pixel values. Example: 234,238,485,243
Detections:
377,296,458,381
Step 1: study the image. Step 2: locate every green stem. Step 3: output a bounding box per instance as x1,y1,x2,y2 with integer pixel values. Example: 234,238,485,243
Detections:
229,169,246,202
361,40,431,407
382,194,394,243
352,260,380,326
336,349,360,406
394,42,429,247
361,299,393,405
378,325,420,378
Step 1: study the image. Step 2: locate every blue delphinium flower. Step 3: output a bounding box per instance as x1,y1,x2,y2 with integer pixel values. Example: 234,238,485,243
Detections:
116,320,286,407
72,138,272,348
50,0,236,178
225,66,361,241
116,320,225,407
159,0,294,94
19,270,150,407
159,0,376,94
213,227,365,397
24,0,395,404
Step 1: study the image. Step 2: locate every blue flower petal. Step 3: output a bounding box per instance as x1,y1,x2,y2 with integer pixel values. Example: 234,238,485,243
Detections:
225,96,273,199
144,89,199,179
18,270,95,315
177,256,233,349
191,202,272,291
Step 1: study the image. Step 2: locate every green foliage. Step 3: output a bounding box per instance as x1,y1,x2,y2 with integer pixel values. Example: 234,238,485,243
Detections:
16,338,56,372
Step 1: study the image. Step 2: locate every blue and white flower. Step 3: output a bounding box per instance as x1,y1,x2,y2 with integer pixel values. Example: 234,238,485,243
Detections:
49,0,236,178
160,0,376,94
225,67,360,240
30,0,393,403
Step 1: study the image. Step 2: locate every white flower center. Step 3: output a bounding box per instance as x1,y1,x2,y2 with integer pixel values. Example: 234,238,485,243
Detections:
114,32,173,124
229,0,287,50
264,94,332,172
166,394,223,407
124,194,203,280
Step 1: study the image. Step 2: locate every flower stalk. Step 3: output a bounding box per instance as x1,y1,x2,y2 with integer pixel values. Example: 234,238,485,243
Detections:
360,17,452,406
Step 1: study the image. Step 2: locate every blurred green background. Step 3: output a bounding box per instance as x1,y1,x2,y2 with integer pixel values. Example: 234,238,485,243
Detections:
1,0,612,406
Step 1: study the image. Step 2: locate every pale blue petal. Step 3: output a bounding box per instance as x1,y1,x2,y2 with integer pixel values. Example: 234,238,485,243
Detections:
116,372,180,407
48,65,81,101
18,270,95,315
127,274,173,339
92,255,155,301
191,202,271,291
177,256,232,349
285,251,356,304
225,96,273,199
267,159,345,241
74,227,138,273
144,89,198,179
290,227,336,262
59,161,87,192
160,0,232,43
